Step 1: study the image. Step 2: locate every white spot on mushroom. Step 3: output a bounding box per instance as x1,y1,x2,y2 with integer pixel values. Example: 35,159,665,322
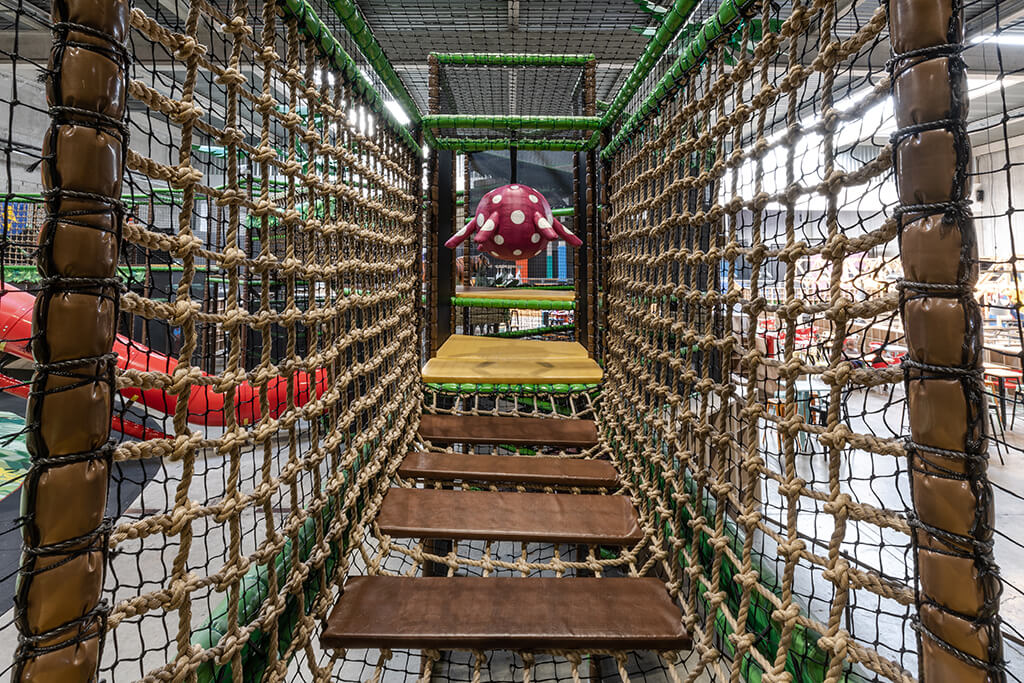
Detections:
482,219,495,232
531,233,541,243
510,184,519,190
493,234,504,245
513,249,522,256
456,227,466,236
490,251,500,257
510,210,525,224
477,214,485,226
563,228,574,237
528,194,538,203
491,194,502,204
538,217,552,230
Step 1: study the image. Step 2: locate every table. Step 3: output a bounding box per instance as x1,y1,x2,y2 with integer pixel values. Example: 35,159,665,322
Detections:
985,342,1023,370
984,363,1022,428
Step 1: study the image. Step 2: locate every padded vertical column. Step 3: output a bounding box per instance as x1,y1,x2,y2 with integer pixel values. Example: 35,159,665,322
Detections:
427,55,440,355
573,151,588,348
13,0,129,679
890,0,1005,679
427,55,455,352
435,150,455,347
583,58,598,356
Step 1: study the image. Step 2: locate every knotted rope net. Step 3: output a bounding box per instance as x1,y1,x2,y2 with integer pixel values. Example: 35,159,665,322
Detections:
1,0,1022,680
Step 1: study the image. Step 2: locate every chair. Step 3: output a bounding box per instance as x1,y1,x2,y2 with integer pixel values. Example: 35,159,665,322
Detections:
983,376,1007,466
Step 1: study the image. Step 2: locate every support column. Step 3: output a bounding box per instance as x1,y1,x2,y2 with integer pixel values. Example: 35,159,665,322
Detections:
427,55,440,355
435,149,455,348
573,152,588,350
583,57,598,357
890,0,1005,679
13,0,130,679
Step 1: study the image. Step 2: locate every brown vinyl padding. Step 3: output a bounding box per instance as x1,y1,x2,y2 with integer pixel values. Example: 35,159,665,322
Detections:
418,414,598,447
398,451,618,487
890,0,1002,672
376,488,643,544
322,576,692,651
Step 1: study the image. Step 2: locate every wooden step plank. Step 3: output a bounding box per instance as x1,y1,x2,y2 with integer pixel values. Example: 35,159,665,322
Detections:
418,414,598,448
399,452,618,488
322,576,691,651
377,488,642,544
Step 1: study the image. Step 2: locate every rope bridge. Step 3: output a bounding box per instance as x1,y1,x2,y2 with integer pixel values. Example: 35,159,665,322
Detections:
0,0,1016,681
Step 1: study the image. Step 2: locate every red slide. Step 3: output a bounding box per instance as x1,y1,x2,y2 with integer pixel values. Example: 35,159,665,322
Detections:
0,284,328,430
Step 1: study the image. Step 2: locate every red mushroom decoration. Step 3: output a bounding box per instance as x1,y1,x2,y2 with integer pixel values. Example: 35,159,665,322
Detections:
445,183,582,260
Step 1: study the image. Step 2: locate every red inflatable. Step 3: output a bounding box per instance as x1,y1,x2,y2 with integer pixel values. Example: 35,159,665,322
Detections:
0,284,327,429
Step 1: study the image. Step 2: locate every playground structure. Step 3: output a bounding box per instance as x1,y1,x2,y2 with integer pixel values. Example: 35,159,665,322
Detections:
0,0,1020,682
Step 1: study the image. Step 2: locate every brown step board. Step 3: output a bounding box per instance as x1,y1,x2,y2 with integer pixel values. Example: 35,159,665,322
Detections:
376,488,642,545
418,414,598,448
398,452,618,488
322,576,691,651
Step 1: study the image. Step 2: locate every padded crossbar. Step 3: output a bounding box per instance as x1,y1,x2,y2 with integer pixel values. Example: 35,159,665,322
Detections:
398,452,618,487
322,576,691,651
376,488,643,544
418,414,598,447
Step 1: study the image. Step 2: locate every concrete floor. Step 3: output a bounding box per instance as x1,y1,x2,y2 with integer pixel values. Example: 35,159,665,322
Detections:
1,390,1023,681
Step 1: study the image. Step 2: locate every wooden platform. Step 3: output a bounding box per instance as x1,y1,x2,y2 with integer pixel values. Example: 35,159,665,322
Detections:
418,414,598,447
422,334,603,385
434,334,588,360
322,576,692,651
398,452,618,487
376,488,643,544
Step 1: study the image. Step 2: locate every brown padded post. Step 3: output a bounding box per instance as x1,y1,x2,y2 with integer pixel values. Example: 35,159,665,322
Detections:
418,414,598,447
322,576,691,651
14,0,129,679
890,0,1004,677
398,451,618,487
377,488,643,544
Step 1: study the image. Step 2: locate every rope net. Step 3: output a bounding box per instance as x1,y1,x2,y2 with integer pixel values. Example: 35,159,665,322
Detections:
605,0,942,679
601,0,1018,679
1,0,418,676
356,1,657,119
0,0,1022,679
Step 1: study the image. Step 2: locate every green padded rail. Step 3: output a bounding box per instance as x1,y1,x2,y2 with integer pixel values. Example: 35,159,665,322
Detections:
492,324,577,339
425,381,599,395
430,52,596,66
428,137,591,152
279,0,421,156
602,0,756,159
424,114,603,131
327,0,422,123
451,296,575,310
